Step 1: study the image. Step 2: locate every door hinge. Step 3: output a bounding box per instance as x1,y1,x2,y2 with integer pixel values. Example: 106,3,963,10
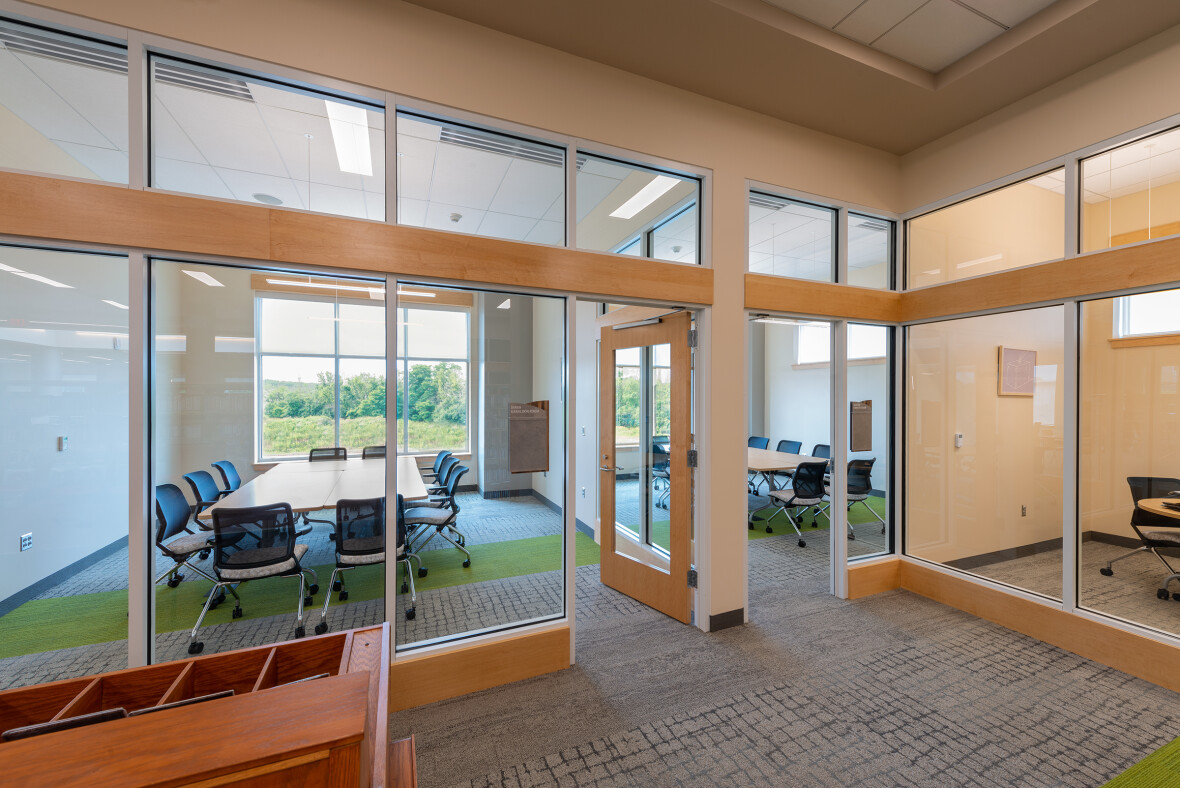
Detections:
687,568,698,588
687,328,697,348
687,449,698,468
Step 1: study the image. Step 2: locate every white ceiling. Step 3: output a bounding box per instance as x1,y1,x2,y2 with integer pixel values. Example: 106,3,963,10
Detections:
764,0,1058,71
749,196,891,281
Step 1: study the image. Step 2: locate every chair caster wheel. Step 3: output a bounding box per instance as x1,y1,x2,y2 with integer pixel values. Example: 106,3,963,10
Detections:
811,522,818,529
188,642,204,654
748,522,754,531
294,626,305,639
1173,592,1180,602
1100,567,1114,577
1158,588,1170,600
881,527,886,534
199,550,210,560
462,559,471,568
314,622,328,635
304,596,314,606
332,581,342,591
798,540,806,548
401,582,408,593
167,577,181,588
339,591,349,601
406,608,416,621
849,533,856,541
308,584,319,595
232,606,243,619
418,567,428,577
765,526,773,534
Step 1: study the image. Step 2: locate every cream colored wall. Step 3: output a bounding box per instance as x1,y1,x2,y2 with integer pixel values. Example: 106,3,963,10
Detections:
908,180,1064,288
1079,298,1180,539
906,308,1065,564
531,297,565,508
1082,179,1180,252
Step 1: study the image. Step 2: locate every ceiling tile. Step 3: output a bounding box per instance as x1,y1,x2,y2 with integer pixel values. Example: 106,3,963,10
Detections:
835,0,927,44
476,211,538,241
398,197,429,226
873,0,1003,71
20,53,128,149
525,220,564,245
156,84,288,176
395,133,438,201
214,166,305,209
152,158,234,200
487,158,565,219
54,142,129,183
761,0,866,29
0,49,112,148
150,102,205,164
959,0,1056,28
424,201,486,233
428,143,511,210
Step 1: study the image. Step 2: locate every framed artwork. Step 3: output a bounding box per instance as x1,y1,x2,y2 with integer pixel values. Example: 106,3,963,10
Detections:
998,346,1036,396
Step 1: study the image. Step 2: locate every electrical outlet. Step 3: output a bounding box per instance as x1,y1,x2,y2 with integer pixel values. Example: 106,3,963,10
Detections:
1021,505,1027,517
19,533,32,552
581,487,587,498
580,426,586,436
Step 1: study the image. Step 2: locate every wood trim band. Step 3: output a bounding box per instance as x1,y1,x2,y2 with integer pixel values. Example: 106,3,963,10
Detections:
1109,332,1180,349
388,627,570,712
0,172,712,305
847,557,900,599
745,274,902,322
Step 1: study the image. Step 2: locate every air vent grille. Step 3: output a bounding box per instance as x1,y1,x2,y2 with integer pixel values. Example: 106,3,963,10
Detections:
854,218,891,231
438,125,562,167
155,61,253,102
0,25,126,73
749,194,787,211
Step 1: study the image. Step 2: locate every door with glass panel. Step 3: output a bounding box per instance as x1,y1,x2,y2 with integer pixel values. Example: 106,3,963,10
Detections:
598,310,692,623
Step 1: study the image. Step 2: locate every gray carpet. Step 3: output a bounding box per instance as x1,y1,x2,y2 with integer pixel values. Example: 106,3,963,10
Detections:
391,533,1180,788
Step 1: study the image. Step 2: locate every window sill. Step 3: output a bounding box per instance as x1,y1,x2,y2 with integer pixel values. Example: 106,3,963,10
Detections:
792,357,886,371
1109,333,1180,349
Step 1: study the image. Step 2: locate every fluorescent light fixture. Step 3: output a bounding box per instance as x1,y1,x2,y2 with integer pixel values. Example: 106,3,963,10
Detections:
266,278,384,295
11,271,72,288
396,289,435,298
497,298,511,310
921,269,941,276
102,300,129,310
325,101,373,176
752,317,826,326
32,320,125,329
609,175,679,220
214,336,255,353
76,331,128,338
157,334,187,352
183,270,224,287
955,253,1003,270
87,355,111,361
62,358,85,364
0,263,19,273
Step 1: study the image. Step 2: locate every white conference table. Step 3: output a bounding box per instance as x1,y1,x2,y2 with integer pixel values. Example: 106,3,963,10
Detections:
202,455,428,520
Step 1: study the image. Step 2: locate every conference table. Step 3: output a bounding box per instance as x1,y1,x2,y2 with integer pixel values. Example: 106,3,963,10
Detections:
1138,498,1180,520
747,447,824,492
202,456,428,522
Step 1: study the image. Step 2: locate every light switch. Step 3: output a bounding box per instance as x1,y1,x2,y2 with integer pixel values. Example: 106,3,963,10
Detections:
954,433,963,448
57,436,68,452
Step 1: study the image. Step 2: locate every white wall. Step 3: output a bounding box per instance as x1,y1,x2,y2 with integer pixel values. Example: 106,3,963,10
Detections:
574,300,599,535
531,297,566,508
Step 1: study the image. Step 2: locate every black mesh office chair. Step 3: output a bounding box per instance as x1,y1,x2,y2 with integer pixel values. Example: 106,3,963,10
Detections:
1100,478,1180,587
748,436,770,492
427,456,461,496
405,465,472,567
309,447,347,461
421,450,453,483
188,503,318,654
822,458,885,539
652,441,671,510
811,444,831,460
361,445,386,459
153,484,216,590
765,461,828,546
211,460,242,496
182,470,229,530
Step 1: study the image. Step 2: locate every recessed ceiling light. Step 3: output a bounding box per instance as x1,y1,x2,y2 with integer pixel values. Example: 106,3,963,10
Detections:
610,175,679,220
102,300,129,309
253,193,283,206
183,270,225,287
497,298,511,310
0,262,72,288
325,101,373,176
266,278,385,296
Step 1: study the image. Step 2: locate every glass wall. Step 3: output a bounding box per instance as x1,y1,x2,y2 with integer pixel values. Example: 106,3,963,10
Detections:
907,170,1065,288
152,262,386,660
1079,288,1180,637
846,324,891,559
748,193,835,281
0,245,129,688
150,57,385,220
847,214,894,289
0,17,128,183
576,153,699,263
395,284,567,650
1082,126,1180,253
906,308,1064,599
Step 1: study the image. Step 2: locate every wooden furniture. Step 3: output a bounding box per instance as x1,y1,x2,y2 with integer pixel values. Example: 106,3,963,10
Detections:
1137,498,1180,519
747,447,821,491
205,456,427,519
390,736,418,788
0,624,389,787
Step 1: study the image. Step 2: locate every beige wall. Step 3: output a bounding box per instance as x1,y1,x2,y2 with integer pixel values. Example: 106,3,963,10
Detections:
906,308,1064,564
1082,179,1180,252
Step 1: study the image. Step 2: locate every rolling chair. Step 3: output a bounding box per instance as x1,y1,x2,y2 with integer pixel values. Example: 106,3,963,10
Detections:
822,458,885,539
361,445,386,459
770,439,803,490
405,465,472,567
764,461,828,546
188,502,319,654
811,443,831,460
427,456,461,496
309,447,347,461
211,460,241,496
1101,478,1180,588
153,483,217,591
652,441,671,510
182,470,230,531
421,450,453,483
748,436,770,492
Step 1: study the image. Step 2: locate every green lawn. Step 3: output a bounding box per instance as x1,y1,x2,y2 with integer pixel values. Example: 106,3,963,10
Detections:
262,415,466,456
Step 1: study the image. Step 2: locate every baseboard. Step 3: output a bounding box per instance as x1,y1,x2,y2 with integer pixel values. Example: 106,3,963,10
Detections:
1084,530,1142,549
480,488,532,500
0,535,128,618
575,519,595,538
848,556,900,599
389,626,570,711
944,536,1064,571
708,609,744,631
530,490,561,515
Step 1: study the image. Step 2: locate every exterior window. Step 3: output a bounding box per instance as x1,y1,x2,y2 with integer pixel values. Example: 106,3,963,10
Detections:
150,56,385,219
396,306,470,454
1114,290,1180,338
797,323,886,364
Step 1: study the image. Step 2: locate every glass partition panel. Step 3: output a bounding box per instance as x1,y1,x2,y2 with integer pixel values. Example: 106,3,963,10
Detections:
0,245,129,688
0,18,128,183
907,171,1065,288
905,308,1064,599
577,153,699,263
847,214,894,289
748,193,835,282
152,262,386,661
395,285,566,650
396,112,565,245
612,344,672,556
1082,126,1180,253
150,56,385,219
847,324,891,559
1079,289,1180,637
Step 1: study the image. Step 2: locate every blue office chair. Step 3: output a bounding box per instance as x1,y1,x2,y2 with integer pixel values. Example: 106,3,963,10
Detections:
182,470,229,530
154,483,217,590
748,436,770,450
405,465,472,567
211,460,241,495
421,450,454,482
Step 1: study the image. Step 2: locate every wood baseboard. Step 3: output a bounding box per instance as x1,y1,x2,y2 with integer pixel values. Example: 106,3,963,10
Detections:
389,627,570,712
847,557,900,599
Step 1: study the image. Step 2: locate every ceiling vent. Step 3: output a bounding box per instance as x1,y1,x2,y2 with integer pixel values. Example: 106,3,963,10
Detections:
749,194,788,211
854,218,891,231
154,61,254,102
438,125,562,167
0,24,126,73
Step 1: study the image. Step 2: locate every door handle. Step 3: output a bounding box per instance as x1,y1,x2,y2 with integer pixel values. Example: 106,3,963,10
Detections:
599,465,622,472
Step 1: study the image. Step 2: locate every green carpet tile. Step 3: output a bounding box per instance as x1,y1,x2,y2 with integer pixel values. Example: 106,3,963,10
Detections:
1105,737,1180,787
749,494,887,538
0,532,601,659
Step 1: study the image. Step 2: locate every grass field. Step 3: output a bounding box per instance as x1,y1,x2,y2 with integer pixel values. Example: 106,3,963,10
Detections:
262,415,466,455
